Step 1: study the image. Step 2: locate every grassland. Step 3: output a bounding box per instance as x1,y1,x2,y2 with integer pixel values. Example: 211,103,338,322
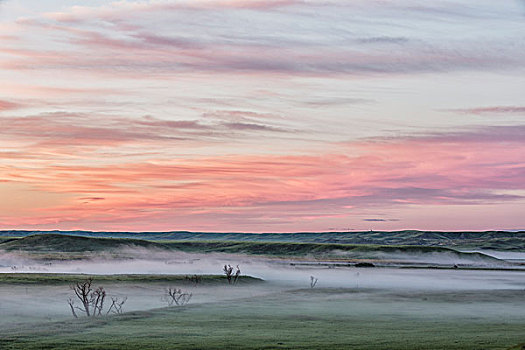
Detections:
0,273,261,285
1,233,524,349
1,288,524,350
0,234,503,264
2,229,525,250
159,240,499,261
0,236,18,243
0,234,166,252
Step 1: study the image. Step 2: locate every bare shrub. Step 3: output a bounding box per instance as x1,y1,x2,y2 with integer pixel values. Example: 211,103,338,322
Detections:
310,276,318,288
107,296,127,315
223,264,241,284
68,278,99,317
67,278,125,318
91,287,106,316
185,274,202,285
67,297,79,318
163,288,192,306
234,265,241,284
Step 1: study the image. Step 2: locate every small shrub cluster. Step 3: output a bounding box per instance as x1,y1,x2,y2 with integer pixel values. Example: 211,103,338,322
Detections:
163,288,193,306
67,278,127,318
185,274,202,284
223,264,241,284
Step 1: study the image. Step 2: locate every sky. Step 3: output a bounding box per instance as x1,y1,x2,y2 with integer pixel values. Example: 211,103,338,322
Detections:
0,0,524,232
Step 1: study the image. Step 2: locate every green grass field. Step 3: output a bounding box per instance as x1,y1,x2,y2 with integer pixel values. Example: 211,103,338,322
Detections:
1,287,524,350
0,234,166,252
0,273,262,285
1,234,524,349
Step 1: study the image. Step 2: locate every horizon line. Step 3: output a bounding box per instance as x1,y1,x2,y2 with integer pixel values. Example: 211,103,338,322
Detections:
1,229,524,234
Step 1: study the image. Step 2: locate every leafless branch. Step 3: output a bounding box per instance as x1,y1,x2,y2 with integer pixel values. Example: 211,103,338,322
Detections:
310,276,318,288
223,264,241,284
107,296,127,315
163,288,192,306
67,298,78,318
67,278,120,318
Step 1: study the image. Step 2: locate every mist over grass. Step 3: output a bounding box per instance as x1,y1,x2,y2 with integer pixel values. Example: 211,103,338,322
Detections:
1,234,524,349
1,268,525,349
0,234,513,270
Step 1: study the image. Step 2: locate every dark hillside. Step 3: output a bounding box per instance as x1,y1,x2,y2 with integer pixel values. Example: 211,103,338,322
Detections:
1,230,524,250
0,234,504,264
0,234,168,252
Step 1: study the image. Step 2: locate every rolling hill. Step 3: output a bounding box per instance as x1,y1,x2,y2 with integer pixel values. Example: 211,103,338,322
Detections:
0,234,505,266
1,230,524,250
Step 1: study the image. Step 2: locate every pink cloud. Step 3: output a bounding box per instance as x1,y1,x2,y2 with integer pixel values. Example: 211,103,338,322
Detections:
6,2,523,78
2,124,524,231
0,113,290,164
1,1,525,232
0,99,21,111
45,0,301,23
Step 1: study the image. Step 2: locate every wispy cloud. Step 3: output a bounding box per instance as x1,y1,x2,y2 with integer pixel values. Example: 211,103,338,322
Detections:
2,124,524,230
363,218,400,222
1,0,524,231
386,125,525,144
0,112,291,154
449,106,525,115
0,99,22,111
4,1,524,77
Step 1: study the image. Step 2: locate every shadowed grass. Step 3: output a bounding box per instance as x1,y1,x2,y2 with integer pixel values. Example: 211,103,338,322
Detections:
0,273,262,285
2,230,525,251
0,234,502,263
0,234,167,252
161,240,500,261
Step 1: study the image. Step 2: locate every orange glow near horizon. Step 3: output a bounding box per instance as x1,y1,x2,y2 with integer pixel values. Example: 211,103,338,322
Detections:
1,0,524,231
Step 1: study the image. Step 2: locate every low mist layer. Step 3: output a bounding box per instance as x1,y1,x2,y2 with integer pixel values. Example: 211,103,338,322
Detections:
0,234,515,270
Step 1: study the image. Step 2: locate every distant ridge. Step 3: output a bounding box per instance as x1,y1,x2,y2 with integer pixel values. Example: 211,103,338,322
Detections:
0,233,167,252
1,230,524,250
0,234,505,266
